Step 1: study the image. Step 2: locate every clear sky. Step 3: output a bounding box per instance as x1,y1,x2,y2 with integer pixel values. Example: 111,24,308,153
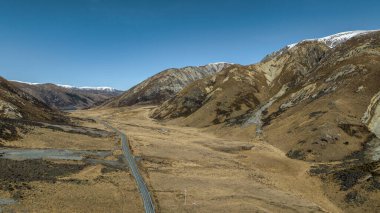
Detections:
0,0,379,90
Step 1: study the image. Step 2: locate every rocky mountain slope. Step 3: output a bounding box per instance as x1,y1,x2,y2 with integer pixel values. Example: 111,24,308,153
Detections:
152,30,380,210
153,30,380,157
102,62,232,107
0,77,67,141
259,32,380,162
153,40,331,126
152,64,269,126
12,81,123,110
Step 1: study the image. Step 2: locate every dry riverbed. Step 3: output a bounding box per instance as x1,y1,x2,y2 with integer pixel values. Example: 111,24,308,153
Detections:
0,118,143,212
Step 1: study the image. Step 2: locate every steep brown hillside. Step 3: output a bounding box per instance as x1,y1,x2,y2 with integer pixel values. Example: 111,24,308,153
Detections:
152,64,269,127
152,41,330,128
151,30,380,211
261,32,380,162
0,77,67,141
102,62,232,107
153,31,380,160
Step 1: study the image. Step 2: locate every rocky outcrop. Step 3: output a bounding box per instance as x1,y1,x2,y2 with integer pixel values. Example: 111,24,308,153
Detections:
362,91,380,138
0,100,22,119
258,41,329,88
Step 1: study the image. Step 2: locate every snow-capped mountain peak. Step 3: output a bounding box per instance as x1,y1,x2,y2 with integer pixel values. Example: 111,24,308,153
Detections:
287,30,379,49
56,84,117,91
10,80,41,85
11,80,118,92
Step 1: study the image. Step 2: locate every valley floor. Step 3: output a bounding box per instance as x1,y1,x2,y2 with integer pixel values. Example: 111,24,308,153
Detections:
2,105,362,212
73,106,342,213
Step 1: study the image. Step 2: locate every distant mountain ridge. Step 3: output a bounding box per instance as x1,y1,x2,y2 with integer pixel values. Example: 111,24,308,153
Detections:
11,80,119,92
0,77,65,122
1,76,71,141
102,62,233,107
11,81,123,110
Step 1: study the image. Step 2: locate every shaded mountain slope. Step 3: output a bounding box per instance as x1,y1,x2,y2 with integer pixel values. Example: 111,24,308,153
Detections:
0,77,64,122
12,81,123,110
0,77,68,141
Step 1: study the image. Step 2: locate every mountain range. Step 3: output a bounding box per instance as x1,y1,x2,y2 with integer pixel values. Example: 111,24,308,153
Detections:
11,81,123,110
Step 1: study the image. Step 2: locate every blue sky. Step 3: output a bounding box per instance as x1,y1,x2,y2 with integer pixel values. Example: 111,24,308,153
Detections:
0,0,379,90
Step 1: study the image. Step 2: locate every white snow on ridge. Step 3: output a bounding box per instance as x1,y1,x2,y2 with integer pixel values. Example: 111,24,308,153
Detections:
286,43,298,49
11,80,118,91
56,84,116,91
318,30,377,48
287,30,379,49
74,86,117,92
207,62,232,65
11,80,42,85
205,62,234,69
56,84,75,89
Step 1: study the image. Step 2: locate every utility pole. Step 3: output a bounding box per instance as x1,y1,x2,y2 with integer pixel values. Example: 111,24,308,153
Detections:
184,189,187,206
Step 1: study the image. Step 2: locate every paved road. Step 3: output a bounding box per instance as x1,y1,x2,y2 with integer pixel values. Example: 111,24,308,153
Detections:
101,121,155,213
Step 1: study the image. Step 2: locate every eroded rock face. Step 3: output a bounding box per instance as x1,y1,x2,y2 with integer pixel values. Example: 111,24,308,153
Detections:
362,91,380,138
0,100,22,119
369,110,380,138
258,41,329,88
102,62,233,107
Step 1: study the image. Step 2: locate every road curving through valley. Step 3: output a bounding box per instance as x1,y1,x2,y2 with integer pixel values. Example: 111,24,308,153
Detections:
100,121,155,213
